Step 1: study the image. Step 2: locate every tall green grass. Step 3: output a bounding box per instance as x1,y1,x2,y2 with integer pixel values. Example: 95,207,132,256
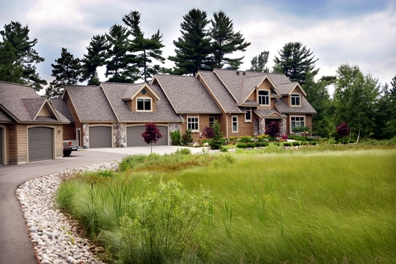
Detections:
57,149,396,263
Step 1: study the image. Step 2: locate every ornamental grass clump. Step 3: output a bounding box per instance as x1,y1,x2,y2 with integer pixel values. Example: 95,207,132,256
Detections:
116,180,211,264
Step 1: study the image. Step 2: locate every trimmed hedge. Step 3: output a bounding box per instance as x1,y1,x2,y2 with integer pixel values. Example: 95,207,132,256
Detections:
236,143,247,148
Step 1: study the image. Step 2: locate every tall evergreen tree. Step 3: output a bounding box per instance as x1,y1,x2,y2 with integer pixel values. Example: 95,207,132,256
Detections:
372,83,396,139
45,48,80,98
209,11,250,69
80,34,109,85
249,51,269,72
105,24,138,83
334,64,379,142
168,8,212,75
0,40,24,83
0,21,46,90
273,42,319,85
122,11,165,83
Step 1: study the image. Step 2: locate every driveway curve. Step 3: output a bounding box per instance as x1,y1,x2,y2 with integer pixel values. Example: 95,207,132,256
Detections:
0,146,198,264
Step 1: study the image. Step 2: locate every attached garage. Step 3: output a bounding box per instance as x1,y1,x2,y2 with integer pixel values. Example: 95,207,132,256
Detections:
89,126,112,148
127,125,168,147
28,127,54,162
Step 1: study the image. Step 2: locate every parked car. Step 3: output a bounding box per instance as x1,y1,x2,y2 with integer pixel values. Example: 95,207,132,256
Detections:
63,140,79,156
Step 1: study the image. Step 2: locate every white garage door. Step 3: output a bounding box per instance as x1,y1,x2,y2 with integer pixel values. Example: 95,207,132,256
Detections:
89,126,112,148
127,125,168,147
28,127,54,162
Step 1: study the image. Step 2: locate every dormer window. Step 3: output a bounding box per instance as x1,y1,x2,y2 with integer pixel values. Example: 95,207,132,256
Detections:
137,97,152,112
258,90,269,105
291,94,301,106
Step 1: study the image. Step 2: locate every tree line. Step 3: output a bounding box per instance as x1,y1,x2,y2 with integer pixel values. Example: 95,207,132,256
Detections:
0,9,395,140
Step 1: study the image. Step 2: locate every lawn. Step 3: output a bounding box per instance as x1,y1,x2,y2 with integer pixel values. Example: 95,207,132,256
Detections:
56,147,396,264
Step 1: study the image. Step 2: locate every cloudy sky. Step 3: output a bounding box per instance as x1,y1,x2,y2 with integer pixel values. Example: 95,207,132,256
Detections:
1,0,395,89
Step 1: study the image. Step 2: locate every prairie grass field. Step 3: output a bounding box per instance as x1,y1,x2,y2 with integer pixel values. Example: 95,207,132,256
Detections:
57,147,396,263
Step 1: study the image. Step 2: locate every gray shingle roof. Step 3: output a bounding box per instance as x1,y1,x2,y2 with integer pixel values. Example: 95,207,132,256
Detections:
0,109,12,122
274,97,317,114
64,85,117,122
122,83,144,99
254,109,287,118
154,74,221,114
50,99,74,123
101,82,181,122
197,71,240,113
0,81,68,123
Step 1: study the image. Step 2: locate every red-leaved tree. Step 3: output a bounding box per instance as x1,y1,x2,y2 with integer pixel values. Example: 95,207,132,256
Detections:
265,121,280,138
141,123,163,153
336,122,350,144
202,126,215,139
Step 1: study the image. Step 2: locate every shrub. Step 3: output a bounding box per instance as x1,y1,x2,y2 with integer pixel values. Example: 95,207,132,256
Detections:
181,129,193,145
265,121,280,137
247,142,255,148
292,141,301,146
117,180,211,264
310,141,318,145
236,143,247,148
239,136,253,143
281,134,288,140
220,146,228,152
283,142,291,147
170,130,181,146
209,121,224,150
202,126,215,139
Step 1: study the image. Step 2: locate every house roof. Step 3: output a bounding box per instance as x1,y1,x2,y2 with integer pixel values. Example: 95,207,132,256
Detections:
153,74,222,114
50,98,74,123
0,81,68,124
0,109,12,122
197,71,240,113
122,83,161,101
101,82,181,122
274,97,317,114
254,109,287,119
64,85,117,122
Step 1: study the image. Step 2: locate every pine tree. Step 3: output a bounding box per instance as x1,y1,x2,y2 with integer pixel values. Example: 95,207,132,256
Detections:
0,21,46,90
210,11,250,69
80,34,109,85
273,42,319,85
249,51,269,72
0,40,24,83
122,11,165,83
45,48,80,98
105,24,138,83
168,8,212,75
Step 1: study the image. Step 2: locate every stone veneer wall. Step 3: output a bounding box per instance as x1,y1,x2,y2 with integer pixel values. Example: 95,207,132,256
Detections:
82,124,89,149
113,123,126,147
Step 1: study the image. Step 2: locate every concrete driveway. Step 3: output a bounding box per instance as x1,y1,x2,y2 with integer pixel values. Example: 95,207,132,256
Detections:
0,146,202,264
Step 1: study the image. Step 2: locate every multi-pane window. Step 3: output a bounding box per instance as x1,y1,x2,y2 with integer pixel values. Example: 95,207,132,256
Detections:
258,90,269,105
232,116,238,132
291,94,301,106
245,108,251,122
187,116,199,131
291,116,305,131
137,98,151,111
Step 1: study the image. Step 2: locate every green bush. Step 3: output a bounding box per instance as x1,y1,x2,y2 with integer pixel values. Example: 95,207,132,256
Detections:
170,130,181,146
247,142,255,148
236,143,247,148
209,121,224,150
181,129,193,146
220,146,228,152
292,141,301,146
117,180,211,264
310,141,318,145
283,142,291,147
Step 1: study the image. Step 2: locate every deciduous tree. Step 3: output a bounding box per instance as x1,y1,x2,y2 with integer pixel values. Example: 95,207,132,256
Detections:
141,123,163,153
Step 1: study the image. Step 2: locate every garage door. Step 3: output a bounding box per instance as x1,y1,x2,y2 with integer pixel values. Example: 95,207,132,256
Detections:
89,126,112,148
127,125,168,147
0,127,3,165
28,127,53,162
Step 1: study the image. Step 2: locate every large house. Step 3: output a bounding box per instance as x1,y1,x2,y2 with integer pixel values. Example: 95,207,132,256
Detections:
0,69,316,165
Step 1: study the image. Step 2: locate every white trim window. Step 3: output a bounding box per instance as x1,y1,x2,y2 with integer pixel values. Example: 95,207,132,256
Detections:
136,97,152,111
258,90,270,105
290,116,305,132
244,108,252,122
187,116,199,132
232,116,238,133
291,94,301,106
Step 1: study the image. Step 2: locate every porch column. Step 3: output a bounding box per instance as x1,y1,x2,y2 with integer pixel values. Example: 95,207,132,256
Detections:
114,122,126,148
82,123,89,149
